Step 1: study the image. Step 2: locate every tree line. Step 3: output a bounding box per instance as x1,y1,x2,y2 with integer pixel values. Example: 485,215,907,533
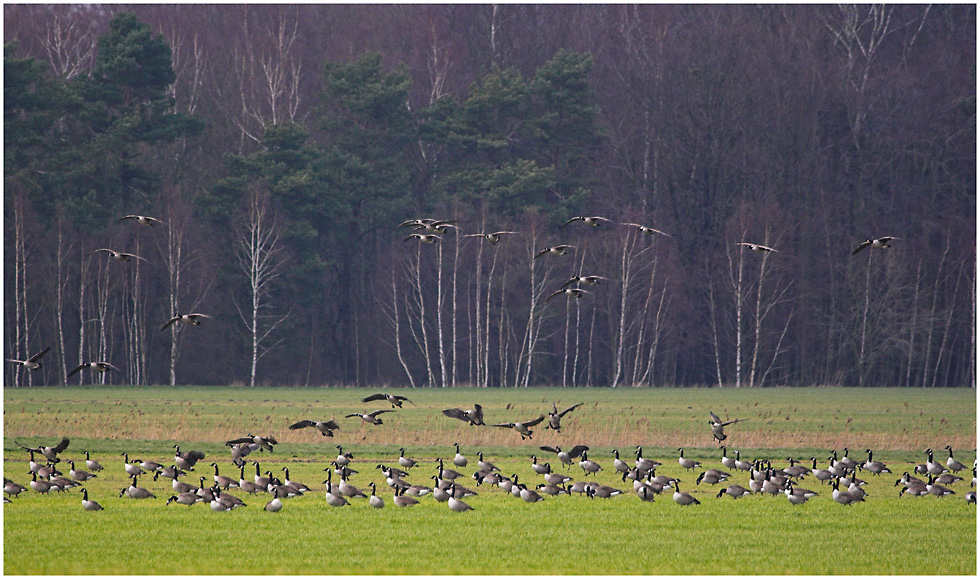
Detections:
4,5,975,387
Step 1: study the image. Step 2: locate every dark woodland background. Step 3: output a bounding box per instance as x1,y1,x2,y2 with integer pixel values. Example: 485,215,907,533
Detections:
4,5,975,388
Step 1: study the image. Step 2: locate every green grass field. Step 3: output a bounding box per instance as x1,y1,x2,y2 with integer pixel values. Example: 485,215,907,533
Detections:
4,386,977,574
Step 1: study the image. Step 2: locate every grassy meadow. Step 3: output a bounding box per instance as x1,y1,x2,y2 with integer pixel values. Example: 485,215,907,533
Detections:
3,386,977,574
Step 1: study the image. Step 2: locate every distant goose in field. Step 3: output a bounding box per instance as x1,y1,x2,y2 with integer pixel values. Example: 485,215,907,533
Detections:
851,236,899,255
163,471,195,494
717,484,752,499
453,443,468,467
537,483,565,496
213,487,246,510
7,346,51,370
338,474,367,499
620,222,672,237
174,446,206,471
66,361,118,378
235,465,263,494
90,248,146,262
436,459,464,481
16,437,70,463
733,450,752,472
862,450,891,476
672,481,700,505
393,486,419,507
121,475,155,499
534,244,575,259
561,275,607,289
195,477,215,502
520,484,545,503
82,451,103,473
695,471,725,486
838,448,859,470
430,477,451,502
397,448,417,469
461,231,518,245
443,405,485,426
476,452,499,473
119,214,165,227
323,472,349,507
781,458,808,479
924,449,946,476
678,448,701,471
612,450,630,474
362,393,415,408
29,472,52,494
68,461,97,482
831,479,864,505
288,419,340,437
366,482,385,509
943,446,966,473
719,446,737,470
210,463,238,489
708,411,746,442
562,215,611,228
547,288,589,302
634,446,660,473
81,488,103,511
578,451,602,476
226,434,277,452
543,472,573,486
736,242,778,253
404,233,441,244
264,486,284,512
249,462,272,489
491,414,545,440
807,458,833,484
448,485,474,512
120,453,145,477
167,492,202,506
161,313,211,331
334,446,353,467
784,482,814,505
541,445,590,469
546,402,583,432
346,409,394,425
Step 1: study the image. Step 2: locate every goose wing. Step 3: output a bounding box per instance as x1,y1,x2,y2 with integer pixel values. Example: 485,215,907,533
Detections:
557,403,584,417
442,408,470,421
67,364,87,377
368,409,394,418
362,393,387,403
851,240,872,255
289,420,317,430
523,415,546,427
28,347,51,363
566,445,591,458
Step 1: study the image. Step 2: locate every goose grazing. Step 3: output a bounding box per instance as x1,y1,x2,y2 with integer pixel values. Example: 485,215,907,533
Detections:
696,471,724,486
784,482,813,505
736,242,778,253
562,215,611,228
851,236,899,255
161,313,211,331
362,393,415,408
345,410,394,425
167,492,202,506
534,245,575,259
81,489,103,511
118,214,165,227
862,450,891,476
461,231,517,245
717,484,752,499
68,461,97,482
672,481,700,506
453,443,468,468
520,485,545,503
944,446,966,473
546,402,584,432
578,451,602,476
490,415,545,440
67,361,118,378
935,473,963,486
367,482,385,509
393,487,419,507
546,288,590,302
543,472,573,486
708,411,746,442
442,405,485,426
288,419,340,437
90,248,147,262
4,478,28,499
541,445,590,470
7,346,51,370
678,448,701,471
225,434,277,453
620,222,672,237
323,472,349,507
926,475,955,498
448,485,474,512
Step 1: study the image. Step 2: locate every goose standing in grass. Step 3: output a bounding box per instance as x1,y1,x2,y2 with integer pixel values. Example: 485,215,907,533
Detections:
543,472,573,486
367,482,385,509
398,448,417,469
121,453,145,477
545,402,584,432
29,472,52,494
924,449,946,476
346,410,394,425
161,313,211,331
935,473,963,486
236,465,263,494
708,411,747,442
121,475,155,499
925,475,955,498
4,479,28,499
448,485,473,512
118,214,165,227
809,457,834,484
324,472,349,507
672,481,700,506
452,443,468,467
620,222,672,237
67,361,119,378
851,236,899,255
264,486,284,512
288,419,340,437
633,446,660,473
943,446,966,473
612,450,630,474
436,458,463,481
442,405,485,426
476,452,499,473
68,461,97,482
637,486,656,502
520,484,545,503
81,489,103,511
81,451,103,473
281,468,310,494
540,445,589,469
831,480,864,505
862,450,891,476
7,346,51,371
534,244,575,259
783,482,813,505
678,448,701,471
393,487,419,507
335,446,354,467
719,446,737,470
490,414,545,440
157,465,186,481
91,248,147,262
578,451,602,476
362,393,415,408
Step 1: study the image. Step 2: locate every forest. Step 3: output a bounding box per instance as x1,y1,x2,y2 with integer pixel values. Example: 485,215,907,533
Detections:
3,5,975,388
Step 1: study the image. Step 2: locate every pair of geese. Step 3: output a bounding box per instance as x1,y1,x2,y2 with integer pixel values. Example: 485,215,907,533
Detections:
87,214,165,263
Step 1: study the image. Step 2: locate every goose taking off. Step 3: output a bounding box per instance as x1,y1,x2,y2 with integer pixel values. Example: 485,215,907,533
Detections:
546,402,584,432
7,346,51,370
362,393,415,408
708,411,746,442
490,415,545,440
66,361,117,378
118,214,165,227
540,445,590,469
90,248,147,262
16,437,70,463
852,236,899,255
346,410,394,425
161,313,211,331
288,419,340,437
442,404,485,426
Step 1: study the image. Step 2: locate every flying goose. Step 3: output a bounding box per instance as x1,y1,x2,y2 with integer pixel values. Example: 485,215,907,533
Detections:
736,242,778,253
546,288,590,302
708,411,746,442
534,245,575,259
161,313,211,331
620,222,672,237
461,231,518,245
562,216,611,228
540,445,590,469
16,438,70,463
174,446,206,471
367,482,385,509
362,393,415,408
672,481,701,506
346,410,394,425
852,236,899,255
943,446,966,472
90,248,146,262
442,405,485,426
81,488,103,511
560,275,607,289
546,402,584,432
288,419,340,437
453,443,468,467
119,214,165,227
398,218,446,229
66,361,118,378
225,434,277,453
68,461,97,482
491,415,545,440
404,233,441,244
7,346,51,370
678,448,701,471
